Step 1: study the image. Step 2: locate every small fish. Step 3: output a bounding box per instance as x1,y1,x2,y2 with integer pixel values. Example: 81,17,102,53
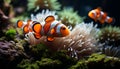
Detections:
17,20,35,34
17,15,70,42
32,16,70,41
88,7,114,24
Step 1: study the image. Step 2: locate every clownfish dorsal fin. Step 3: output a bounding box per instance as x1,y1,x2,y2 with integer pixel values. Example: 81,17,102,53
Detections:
17,20,24,28
27,20,32,25
104,12,108,16
45,16,55,23
96,7,102,11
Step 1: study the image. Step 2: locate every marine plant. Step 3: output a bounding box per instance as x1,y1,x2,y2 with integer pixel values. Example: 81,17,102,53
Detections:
5,29,16,40
58,8,84,28
98,26,120,46
69,53,120,69
27,0,61,11
17,58,62,69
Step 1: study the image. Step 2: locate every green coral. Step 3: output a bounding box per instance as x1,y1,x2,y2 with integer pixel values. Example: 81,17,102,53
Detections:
5,29,16,40
98,26,120,46
69,53,120,69
58,8,84,27
27,0,61,11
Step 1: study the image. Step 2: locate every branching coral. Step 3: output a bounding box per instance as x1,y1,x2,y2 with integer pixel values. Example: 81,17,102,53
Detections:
58,8,84,27
98,26,120,46
27,0,61,11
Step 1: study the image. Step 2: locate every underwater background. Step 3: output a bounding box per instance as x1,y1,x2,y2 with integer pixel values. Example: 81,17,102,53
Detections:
0,0,120,69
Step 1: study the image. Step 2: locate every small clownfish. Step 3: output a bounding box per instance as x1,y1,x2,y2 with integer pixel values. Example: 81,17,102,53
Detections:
88,7,114,24
17,20,36,34
32,16,70,41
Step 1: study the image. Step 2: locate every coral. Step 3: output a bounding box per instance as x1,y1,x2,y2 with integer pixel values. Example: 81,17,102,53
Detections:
98,26,120,46
0,41,26,68
28,0,61,11
58,8,84,27
28,43,51,60
69,53,120,69
17,58,62,69
5,29,16,40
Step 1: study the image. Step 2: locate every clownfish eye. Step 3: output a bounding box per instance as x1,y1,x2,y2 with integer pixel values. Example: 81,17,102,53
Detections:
61,27,66,30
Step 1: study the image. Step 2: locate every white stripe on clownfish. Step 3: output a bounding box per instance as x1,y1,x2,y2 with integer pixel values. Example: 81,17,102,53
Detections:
56,24,64,36
97,11,104,20
47,21,60,36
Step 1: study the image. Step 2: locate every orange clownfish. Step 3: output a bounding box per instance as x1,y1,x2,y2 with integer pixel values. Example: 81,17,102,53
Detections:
17,15,70,42
17,19,36,34
32,16,70,41
88,7,114,24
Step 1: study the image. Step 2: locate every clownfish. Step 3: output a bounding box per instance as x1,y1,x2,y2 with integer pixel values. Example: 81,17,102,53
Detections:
17,15,70,41
88,7,114,24
17,19,36,34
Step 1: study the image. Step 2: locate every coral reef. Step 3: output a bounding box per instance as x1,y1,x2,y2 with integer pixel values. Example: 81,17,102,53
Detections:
58,8,84,27
0,0,120,69
28,0,61,11
17,50,77,69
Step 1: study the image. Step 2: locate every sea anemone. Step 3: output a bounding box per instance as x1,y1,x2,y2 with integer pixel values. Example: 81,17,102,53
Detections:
98,45,120,58
34,22,99,59
31,9,58,24
98,26,120,46
27,0,61,11
20,10,98,59
58,8,84,27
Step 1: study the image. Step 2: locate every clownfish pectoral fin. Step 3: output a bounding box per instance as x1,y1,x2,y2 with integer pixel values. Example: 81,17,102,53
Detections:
47,36,54,42
45,16,55,23
33,33,42,39
27,20,32,25
99,20,105,24
17,20,24,28
50,28,55,35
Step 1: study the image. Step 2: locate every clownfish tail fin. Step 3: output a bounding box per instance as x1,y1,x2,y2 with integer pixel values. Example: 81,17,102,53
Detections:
17,20,24,28
107,17,115,24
